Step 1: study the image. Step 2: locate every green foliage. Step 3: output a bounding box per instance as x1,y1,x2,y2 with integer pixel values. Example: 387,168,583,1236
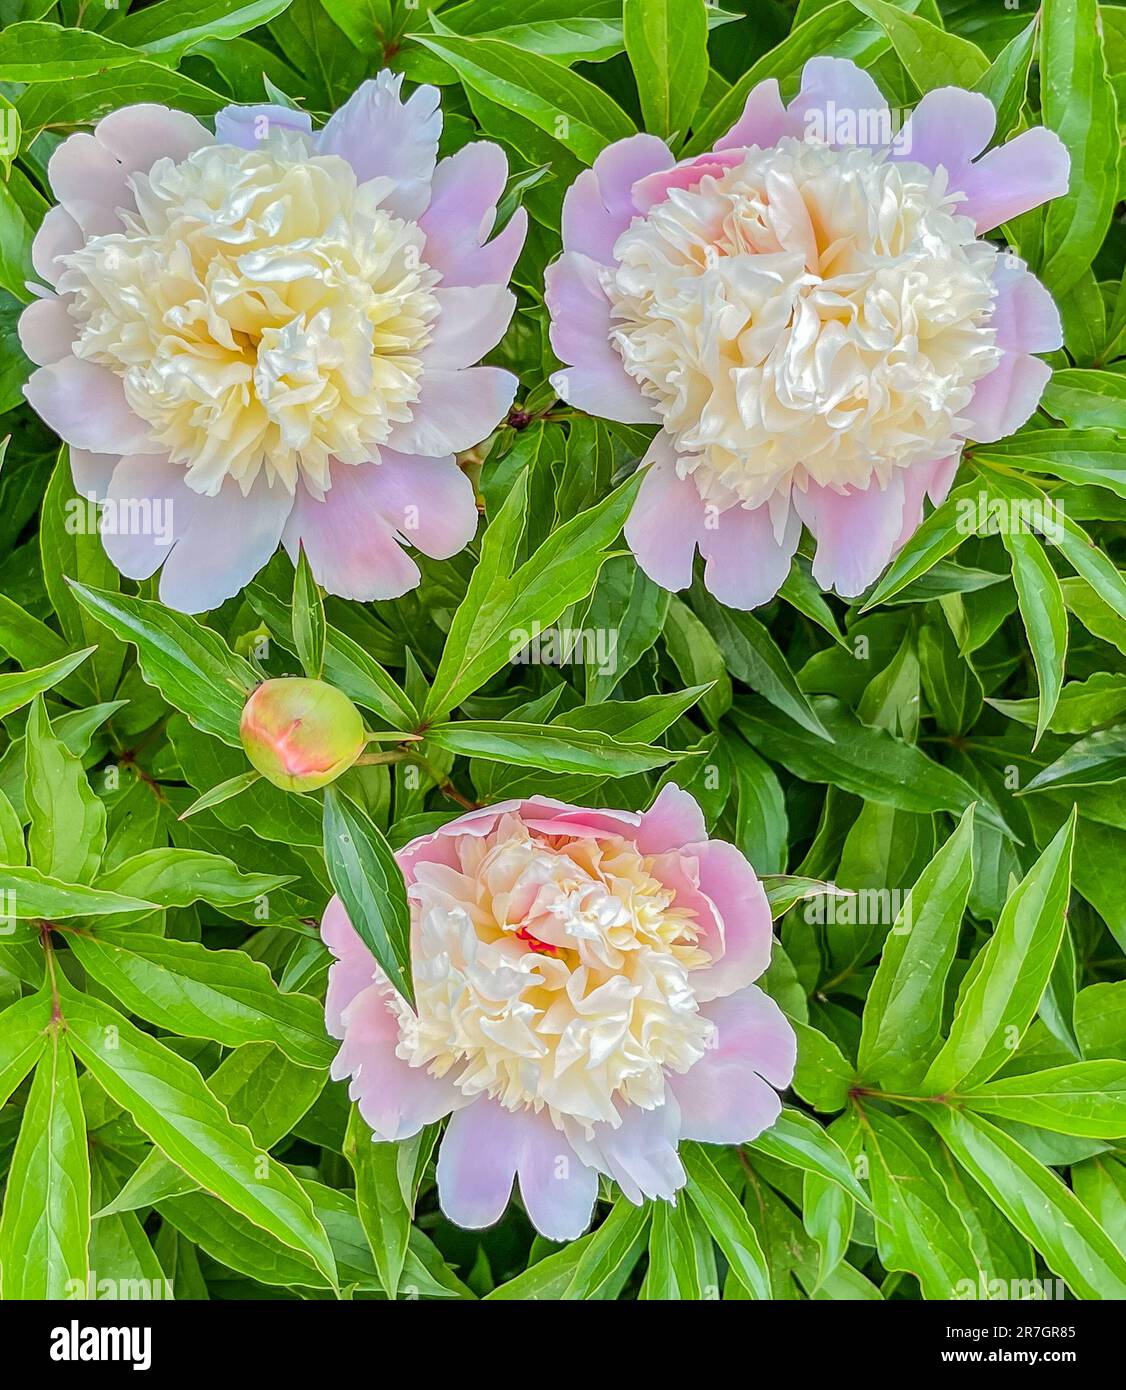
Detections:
0,0,1123,1306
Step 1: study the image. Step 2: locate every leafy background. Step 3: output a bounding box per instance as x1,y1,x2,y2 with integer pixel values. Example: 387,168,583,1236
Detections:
0,0,1125,1302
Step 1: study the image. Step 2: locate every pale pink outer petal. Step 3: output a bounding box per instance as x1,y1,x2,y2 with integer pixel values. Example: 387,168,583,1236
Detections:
671,985,796,1145
714,77,797,152
572,1097,686,1205
793,472,907,599
17,295,74,366
514,1108,599,1240
93,104,212,171
317,73,441,222
386,366,517,457
623,437,707,592
955,127,1070,233
214,103,313,148
635,782,707,855
282,462,421,602
337,986,465,1141
962,352,1052,444
70,449,119,502
437,1099,521,1228
786,57,888,146
689,839,774,1003
97,453,201,581
321,896,376,1036
560,133,674,263
631,152,743,213
699,500,800,610
359,450,478,560
991,257,1064,354
47,133,134,237
419,142,527,289
47,107,211,238
421,285,516,371
321,897,466,1142
31,206,83,288
927,453,962,505
893,459,935,553
545,250,656,423
24,358,154,455
395,798,643,881
890,87,994,177
157,473,293,614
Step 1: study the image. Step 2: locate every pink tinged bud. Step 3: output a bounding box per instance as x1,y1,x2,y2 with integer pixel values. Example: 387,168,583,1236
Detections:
240,678,365,792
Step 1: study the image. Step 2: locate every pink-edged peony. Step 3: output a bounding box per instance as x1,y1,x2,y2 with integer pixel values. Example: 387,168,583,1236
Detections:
545,58,1070,606
21,74,527,613
322,784,795,1241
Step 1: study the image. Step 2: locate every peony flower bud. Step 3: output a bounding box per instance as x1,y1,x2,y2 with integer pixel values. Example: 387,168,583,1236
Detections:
240,678,365,792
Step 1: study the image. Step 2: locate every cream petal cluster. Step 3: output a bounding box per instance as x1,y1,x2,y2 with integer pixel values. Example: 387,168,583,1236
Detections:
546,57,1070,607
21,75,527,614
322,786,796,1241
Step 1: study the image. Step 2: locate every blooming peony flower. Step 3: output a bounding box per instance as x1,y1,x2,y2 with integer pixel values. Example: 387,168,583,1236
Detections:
20,75,527,613
322,784,795,1240
545,58,1070,606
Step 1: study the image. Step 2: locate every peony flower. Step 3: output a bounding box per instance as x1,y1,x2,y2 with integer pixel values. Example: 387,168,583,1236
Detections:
545,58,1069,606
240,677,366,792
322,784,795,1241
20,75,527,613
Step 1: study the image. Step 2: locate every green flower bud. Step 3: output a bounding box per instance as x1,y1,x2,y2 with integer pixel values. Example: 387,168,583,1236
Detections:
240,678,365,792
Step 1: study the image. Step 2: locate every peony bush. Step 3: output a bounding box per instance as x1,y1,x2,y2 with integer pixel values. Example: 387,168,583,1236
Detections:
0,0,1124,1312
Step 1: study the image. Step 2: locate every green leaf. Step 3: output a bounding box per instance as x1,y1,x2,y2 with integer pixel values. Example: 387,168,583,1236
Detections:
860,1105,981,1300
924,811,1076,1094
623,0,708,141
67,928,333,1068
424,469,642,719
791,1018,855,1113
105,0,295,61
999,528,1067,746
99,1042,325,1216
1040,0,1119,299
1021,727,1126,793
425,719,684,776
681,1144,770,1298
0,865,159,919
732,696,1012,836
68,581,256,747
562,1195,651,1298
0,645,95,721
1042,368,1126,431
926,1105,1126,1298
0,21,139,80
62,987,337,1286
689,585,831,740
246,581,418,728
24,695,105,886
854,0,989,91
292,543,326,681
974,430,1126,499
323,785,412,1006
97,847,293,913
975,18,1037,138
858,806,976,1089
962,1062,1126,1138
0,1025,90,1299
749,1107,872,1209
0,991,51,1109
344,1105,412,1299
413,31,635,163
